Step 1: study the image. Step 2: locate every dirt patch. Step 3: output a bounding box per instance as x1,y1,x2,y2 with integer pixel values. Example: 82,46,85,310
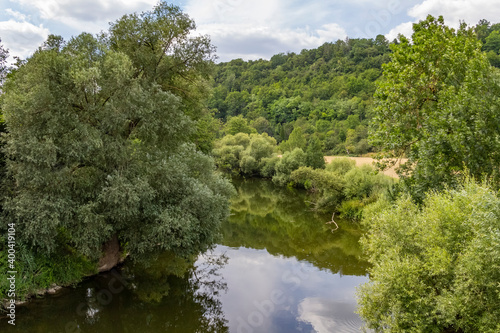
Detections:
324,156,406,178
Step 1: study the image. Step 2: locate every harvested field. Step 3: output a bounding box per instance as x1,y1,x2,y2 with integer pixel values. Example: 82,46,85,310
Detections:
324,156,406,178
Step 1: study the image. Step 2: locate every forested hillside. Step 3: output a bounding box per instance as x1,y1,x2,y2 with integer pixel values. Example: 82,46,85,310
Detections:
209,20,500,156
209,35,391,155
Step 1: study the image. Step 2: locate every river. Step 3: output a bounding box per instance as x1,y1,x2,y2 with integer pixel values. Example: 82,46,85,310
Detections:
0,178,370,332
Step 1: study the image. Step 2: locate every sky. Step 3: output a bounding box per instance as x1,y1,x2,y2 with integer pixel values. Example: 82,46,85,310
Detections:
1,0,500,64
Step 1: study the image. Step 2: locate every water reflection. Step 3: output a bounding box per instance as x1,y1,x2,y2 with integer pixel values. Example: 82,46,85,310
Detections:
224,178,369,276
207,245,368,333
298,298,366,333
0,252,230,333
0,178,370,332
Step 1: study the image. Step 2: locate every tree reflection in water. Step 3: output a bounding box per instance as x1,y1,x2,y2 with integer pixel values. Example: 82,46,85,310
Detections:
225,178,369,276
0,250,230,333
119,250,230,333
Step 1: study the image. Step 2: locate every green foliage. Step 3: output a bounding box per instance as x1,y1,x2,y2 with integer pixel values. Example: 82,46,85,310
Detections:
343,165,376,199
250,116,273,135
290,166,345,210
358,180,500,332
273,148,307,186
371,15,500,200
305,137,326,169
224,115,257,135
476,20,500,67
213,132,277,176
0,240,96,300
291,163,393,215
279,127,306,152
325,157,356,175
209,36,393,155
0,38,7,91
192,111,222,154
1,1,233,271
239,155,259,175
484,30,500,53
0,39,8,196
106,2,215,121
259,156,280,178
338,199,364,221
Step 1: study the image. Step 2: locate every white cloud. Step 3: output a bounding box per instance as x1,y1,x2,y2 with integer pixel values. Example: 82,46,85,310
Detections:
186,0,283,27
0,19,49,63
408,0,500,27
12,0,157,33
386,0,500,41
5,8,29,21
198,23,346,62
386,21,414,41
186,0,346,61
0,0,159,61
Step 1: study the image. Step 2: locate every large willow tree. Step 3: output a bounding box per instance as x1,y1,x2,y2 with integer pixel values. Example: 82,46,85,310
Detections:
2,2,233,261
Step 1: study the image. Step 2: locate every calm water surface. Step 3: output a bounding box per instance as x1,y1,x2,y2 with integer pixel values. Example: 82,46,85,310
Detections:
0,178,370,332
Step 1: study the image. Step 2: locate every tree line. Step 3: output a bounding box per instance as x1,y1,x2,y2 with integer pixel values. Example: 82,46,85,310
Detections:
209,19,500,158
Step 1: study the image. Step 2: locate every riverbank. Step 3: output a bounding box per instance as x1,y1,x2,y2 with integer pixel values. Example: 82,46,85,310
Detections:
1,236,126,311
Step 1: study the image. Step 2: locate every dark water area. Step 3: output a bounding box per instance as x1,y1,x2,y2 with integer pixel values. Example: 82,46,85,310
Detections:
0,178,370,332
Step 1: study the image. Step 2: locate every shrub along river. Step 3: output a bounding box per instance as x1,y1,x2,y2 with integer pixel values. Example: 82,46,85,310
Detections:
1,178,370,333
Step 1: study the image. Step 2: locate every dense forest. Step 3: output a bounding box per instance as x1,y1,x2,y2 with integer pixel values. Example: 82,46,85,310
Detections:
209,19,500,157
210,36,390,156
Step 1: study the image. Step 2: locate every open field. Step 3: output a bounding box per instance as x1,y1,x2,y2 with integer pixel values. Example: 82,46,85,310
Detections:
324,156,406,178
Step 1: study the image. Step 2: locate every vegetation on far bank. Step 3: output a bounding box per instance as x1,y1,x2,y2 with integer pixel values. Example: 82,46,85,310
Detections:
213,132,395,220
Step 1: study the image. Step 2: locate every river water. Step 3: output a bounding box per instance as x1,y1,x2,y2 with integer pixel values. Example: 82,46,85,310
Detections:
1,178,370,332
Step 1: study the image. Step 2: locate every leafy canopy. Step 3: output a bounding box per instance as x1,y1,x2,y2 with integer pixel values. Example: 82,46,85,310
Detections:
358,179,500,332
2,2,233,261
371,15,500,199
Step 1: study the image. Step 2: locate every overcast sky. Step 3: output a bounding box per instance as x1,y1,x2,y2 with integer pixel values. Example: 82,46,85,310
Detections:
1,0,500,64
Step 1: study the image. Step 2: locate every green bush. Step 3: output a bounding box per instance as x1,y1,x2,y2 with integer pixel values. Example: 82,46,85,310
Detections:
338,199,364,221
240,155,258,175
290,166,320,189
290,167,345,211
290,163,394,213
213,133,277,176
0,241,96,302
358,180,500,332
342,165,374,199
224,115,257,135
247,133,276,161
326,157,356,175
342,164,394,201
305,137,326,169
273,148,307,186
259,156,280,178
212,145,244,172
